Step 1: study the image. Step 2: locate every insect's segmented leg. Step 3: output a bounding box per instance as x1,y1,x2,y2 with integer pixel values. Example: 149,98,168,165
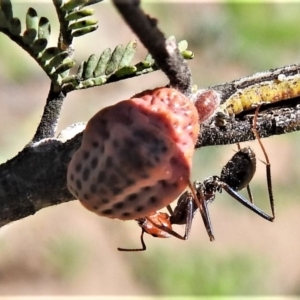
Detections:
252,105,275,220
166,204,173,215
189,181,215,241
221,183,274,222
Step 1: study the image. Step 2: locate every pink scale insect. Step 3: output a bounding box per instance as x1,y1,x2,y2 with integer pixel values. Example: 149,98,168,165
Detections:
67,87,220,248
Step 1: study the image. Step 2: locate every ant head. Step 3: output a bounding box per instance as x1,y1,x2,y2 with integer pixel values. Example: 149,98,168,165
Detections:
118,212,172,252
137,212,172,238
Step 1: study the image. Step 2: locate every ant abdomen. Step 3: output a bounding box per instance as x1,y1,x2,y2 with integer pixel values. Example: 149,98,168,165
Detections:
220,147,256,191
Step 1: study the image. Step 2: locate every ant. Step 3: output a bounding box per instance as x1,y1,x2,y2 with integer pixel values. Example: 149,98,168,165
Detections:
118,106,276,251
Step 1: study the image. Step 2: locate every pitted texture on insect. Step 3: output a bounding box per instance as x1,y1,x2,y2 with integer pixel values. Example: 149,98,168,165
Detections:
67,87,199,220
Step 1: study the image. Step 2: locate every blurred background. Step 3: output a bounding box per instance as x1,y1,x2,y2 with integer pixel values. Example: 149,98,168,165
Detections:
0,1,300,296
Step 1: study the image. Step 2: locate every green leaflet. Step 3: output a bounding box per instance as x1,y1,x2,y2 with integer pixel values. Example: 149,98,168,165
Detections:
93,48,111,77
61,0,87,11
83,54,97,79
32,38,48,53
1,0,13,21
8,17,20,35
105,44,125,75
40,47,61,62
119,40,137,69
178,40,188,52
114,66,137,78
55,58,75,73
181,50,194,60
77,76,106,89
143,53,155,67
38,17,50,39
0,0,194,92
48,51,70,70
177,40,194,59
23,28,37,45
26,7,38,31
68,18,98,30
66,8,94,21
71,24,98,37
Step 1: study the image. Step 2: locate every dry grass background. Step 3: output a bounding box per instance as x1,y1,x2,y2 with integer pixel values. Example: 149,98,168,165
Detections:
0,1,300,296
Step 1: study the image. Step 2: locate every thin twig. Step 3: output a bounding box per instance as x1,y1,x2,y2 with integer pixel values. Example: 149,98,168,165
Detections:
52,0,74,50
29,83,66,144
113,0,192,95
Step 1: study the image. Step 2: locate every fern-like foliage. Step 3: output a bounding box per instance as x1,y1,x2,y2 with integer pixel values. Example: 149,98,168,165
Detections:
53,0,101,48
0,0,101,86
0,0,193,92
62,37,194,92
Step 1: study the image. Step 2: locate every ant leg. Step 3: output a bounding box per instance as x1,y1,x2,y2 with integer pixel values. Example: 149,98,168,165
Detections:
222,183,274,222
182,198,194,240
169,191,197,239
237,143,254,203
189,181,215,241
145,216,188,240
117,229,147,252
252,105,275,220
166,204,173,215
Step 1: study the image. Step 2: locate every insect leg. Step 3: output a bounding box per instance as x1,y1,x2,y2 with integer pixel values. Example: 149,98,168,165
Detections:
222,183,274,222
190,181,215,241
252,105,275,220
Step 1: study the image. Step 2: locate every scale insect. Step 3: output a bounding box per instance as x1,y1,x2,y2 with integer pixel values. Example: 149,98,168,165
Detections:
67,87,200,220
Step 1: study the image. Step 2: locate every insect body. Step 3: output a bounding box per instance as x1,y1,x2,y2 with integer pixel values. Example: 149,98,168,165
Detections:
170,106,276,242
67,87,199,220
119,146,275,250
192,89,221,122
219,73,300,115
118,147,274,251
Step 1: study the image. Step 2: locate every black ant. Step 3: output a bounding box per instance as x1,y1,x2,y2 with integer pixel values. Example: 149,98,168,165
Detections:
118,106,275,251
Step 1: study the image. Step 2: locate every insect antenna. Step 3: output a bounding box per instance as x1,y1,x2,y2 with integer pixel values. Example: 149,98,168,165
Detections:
118,229,147,252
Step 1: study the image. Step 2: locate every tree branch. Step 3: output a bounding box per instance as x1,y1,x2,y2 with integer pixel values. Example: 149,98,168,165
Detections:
1,78,299,227
1,1,300,228
29,83,66,144
0,133,81,227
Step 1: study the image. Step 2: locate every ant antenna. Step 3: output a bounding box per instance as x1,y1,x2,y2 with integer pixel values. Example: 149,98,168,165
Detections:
118,229,147,252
